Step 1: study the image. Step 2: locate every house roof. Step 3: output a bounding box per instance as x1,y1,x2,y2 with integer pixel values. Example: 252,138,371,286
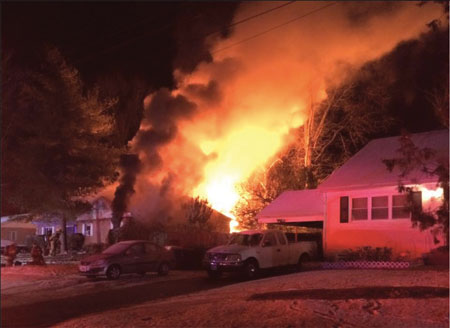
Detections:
1,221,36,229
319,130,449,191
257,189,325,223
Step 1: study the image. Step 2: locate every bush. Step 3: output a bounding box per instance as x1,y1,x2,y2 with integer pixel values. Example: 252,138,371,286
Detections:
68,233,85,251
338,246,393,261
25,235,46,250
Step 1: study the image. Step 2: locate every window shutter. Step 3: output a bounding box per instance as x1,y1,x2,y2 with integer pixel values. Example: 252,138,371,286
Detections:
411,191,422,218
340,196,349,223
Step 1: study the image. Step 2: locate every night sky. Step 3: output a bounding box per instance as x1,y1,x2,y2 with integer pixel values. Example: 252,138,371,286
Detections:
2,2,238,87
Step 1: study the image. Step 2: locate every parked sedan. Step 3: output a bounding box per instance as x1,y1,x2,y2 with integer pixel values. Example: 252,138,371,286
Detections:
79,240,173,279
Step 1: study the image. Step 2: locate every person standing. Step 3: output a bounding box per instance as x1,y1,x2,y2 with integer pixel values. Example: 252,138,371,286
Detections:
4,243,18,266
29,243,46,265
49,230,62,256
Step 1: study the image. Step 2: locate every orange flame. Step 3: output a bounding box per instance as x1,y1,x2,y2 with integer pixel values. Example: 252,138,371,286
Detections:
132,2,444,233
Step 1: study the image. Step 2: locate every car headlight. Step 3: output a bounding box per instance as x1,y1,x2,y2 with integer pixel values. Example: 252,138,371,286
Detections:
225,254,241,262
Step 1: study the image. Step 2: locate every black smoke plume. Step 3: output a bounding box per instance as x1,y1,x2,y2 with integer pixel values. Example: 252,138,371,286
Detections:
112,154,141,229
135,88,197,170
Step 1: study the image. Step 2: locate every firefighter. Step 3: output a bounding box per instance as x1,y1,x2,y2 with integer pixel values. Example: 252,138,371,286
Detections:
4,243,18,266
30,243,46,265
49,230,62,256
44,230,52,256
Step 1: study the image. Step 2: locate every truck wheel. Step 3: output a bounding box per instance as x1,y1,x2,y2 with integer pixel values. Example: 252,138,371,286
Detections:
207,270,222,279
297,253,310,271
243,259,259,279
106,265,121,280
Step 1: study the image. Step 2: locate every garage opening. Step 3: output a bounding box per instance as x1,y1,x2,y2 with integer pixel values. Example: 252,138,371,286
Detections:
266,221,324,260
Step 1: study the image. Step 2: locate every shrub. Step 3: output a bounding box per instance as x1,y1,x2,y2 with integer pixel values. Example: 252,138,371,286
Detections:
338,246,393,261
68,233,85,251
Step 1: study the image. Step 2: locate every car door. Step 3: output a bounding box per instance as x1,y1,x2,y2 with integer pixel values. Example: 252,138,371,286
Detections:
123,243,145,273
275,231,290,266
144,242,160,271
258,232,279,268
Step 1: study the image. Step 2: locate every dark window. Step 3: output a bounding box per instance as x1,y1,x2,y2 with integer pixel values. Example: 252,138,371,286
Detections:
411,191,422,217
392,195,409,219
127,243,145,255
276,232,287,245
263,233,277,247
340,196,349,223
145,243,157,254
372,196,388,220
352,198,368,220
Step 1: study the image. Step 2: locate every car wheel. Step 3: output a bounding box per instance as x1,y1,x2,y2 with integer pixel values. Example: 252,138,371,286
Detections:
106,265,121,280
243,259,259,280
297,253,310,271
157,262,169,276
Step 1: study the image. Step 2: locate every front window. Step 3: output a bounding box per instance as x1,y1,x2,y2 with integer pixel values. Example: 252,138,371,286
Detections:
42,227,54,235
352,197,368,220
276,231,287,245
392,195,410,219
372,196,388,220
82,223,93,236
262,232,277,247
228,233,263,247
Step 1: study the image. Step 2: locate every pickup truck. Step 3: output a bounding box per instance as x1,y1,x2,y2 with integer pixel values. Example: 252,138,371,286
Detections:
203,229,318,279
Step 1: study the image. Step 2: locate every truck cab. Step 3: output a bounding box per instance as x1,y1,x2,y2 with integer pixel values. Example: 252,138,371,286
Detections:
203,229,317,279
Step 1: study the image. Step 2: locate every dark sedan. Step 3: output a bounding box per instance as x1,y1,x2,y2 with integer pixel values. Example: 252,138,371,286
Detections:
79,240,173,279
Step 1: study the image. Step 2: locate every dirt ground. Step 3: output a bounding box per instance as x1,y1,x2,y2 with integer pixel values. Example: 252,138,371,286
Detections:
1,264,449,328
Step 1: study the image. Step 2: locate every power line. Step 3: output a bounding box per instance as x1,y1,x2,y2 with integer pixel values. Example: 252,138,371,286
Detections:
212,2,338,55
207,1,296,39
75,2,296,65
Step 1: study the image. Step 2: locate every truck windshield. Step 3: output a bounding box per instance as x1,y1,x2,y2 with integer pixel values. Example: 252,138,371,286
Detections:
228,233,262,247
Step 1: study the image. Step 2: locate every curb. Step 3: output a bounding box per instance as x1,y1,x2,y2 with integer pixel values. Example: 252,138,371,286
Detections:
321,261,410,269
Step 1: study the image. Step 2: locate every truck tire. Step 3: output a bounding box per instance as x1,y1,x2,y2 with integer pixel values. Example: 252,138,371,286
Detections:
297,253,310,271
243,259,259,279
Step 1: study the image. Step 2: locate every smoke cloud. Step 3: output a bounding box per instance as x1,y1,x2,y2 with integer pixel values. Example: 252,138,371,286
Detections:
112,154,141,227
120,1,445,223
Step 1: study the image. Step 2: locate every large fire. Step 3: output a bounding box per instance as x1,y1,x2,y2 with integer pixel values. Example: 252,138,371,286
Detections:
192,125,301,231
130,2,443,232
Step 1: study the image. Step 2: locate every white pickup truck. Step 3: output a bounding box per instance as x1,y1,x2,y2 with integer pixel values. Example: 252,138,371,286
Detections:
203,229,318,279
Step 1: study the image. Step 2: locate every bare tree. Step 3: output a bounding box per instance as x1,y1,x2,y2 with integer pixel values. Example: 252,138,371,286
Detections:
184,197,213,230
234,72,392,229
383,133,449,245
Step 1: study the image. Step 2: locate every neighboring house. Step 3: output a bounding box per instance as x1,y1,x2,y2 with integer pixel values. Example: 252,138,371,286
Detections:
76,197,131,245
33,215,77,236
257,130,448,258
4,198,131,246
1,218,37,246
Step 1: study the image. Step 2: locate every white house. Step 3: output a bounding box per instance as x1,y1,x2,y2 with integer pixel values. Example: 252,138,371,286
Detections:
257,130,448,258
76,197,132,245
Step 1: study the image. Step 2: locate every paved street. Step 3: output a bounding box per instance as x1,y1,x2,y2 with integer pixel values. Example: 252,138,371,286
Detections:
2,269,229,328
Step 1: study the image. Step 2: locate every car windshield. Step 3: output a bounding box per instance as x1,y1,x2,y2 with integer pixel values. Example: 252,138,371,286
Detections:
102,243,131,255
228,233,262,247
